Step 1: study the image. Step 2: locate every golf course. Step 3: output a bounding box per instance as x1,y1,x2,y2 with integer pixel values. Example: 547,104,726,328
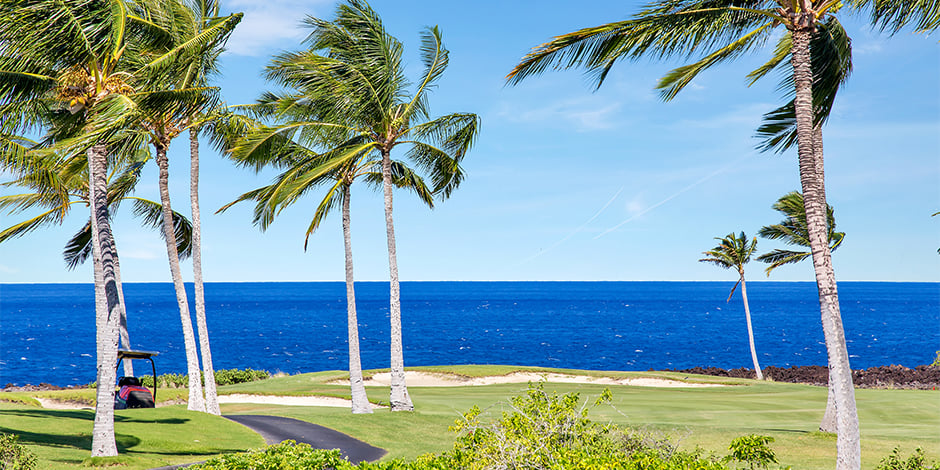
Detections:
1,365,937,469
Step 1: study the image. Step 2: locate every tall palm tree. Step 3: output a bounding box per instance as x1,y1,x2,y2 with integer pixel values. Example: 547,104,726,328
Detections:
116,0,240,413
220,128,434,413
0,0,170,455
757,190,844,431
1,0,230,451
699,232,763,380
152,0,242,416
506,3,863,466
226,0,479,411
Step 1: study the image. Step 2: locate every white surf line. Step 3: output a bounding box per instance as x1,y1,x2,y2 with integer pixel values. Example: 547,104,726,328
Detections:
517,186,625,265
594,155,751,240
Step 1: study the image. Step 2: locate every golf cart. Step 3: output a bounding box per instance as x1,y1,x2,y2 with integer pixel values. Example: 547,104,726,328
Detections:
115,349,158,409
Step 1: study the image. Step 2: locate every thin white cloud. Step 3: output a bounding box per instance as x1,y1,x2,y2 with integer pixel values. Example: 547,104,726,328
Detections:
222,0,332,57
498,97,624,131
0,264,16,274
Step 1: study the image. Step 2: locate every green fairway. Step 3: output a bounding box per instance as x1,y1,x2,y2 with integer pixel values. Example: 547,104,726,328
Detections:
1,367,937,469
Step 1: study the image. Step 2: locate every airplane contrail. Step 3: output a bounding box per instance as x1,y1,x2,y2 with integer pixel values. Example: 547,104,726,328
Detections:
594,155,751,240
517,186,625,265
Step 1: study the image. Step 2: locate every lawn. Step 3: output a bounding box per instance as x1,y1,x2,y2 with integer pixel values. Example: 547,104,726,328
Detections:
1,366,937,469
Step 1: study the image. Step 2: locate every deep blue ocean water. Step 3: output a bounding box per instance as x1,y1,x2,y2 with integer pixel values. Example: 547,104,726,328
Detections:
1,281,937,387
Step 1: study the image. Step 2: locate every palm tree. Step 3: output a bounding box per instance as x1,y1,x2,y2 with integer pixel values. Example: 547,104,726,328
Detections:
220,129,434,412
1,0,228,452
116,0,240,414
757,190,844,431
699,232,764,380
225,0,479,411
153,0,242,416
0,0,167,455
506,3,863,466
758,191,844,274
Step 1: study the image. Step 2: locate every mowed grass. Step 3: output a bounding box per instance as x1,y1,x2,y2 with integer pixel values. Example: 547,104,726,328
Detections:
1,366,937,469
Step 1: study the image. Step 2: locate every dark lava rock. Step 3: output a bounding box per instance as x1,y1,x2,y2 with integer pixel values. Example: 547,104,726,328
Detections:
670,364,940,389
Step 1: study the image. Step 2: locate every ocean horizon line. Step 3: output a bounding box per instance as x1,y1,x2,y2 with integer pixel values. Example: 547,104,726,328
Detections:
1,279,937,285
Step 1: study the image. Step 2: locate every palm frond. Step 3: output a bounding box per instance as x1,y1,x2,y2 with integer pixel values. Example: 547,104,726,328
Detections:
130,197,193,259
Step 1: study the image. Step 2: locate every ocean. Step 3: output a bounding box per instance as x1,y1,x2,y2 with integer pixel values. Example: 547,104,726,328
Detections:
1,281,937,387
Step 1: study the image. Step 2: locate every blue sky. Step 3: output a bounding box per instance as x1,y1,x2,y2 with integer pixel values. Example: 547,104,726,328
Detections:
1,0,938,283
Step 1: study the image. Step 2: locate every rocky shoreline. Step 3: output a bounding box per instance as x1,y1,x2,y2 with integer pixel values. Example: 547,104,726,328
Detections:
671,364,940,390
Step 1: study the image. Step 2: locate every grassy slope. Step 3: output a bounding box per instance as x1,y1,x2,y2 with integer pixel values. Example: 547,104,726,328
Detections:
1,366,937,469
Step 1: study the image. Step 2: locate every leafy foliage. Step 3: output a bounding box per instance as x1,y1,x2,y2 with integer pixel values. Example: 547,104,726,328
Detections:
756,191,843,276
0,433,37,470
449,383,725,470
135,368,270,388
189,441,350,470
875,447,940,470
724,435,777,470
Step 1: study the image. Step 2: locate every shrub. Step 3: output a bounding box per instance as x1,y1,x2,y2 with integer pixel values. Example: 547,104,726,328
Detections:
188,441,353,470
136,368,270,389
212,368,271,386
932,351,940,367
449,383,725,469
0,433,37,470
876,447,940,470
725,435,777,470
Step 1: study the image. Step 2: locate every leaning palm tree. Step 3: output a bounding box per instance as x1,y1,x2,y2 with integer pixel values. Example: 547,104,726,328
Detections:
757,190,844,431
226,0,479,411
1,0,234,450
699,232,764,380
220,130,434,413
0,0,173,455
134,0,242,416
123,0,241,414
506,3,863,466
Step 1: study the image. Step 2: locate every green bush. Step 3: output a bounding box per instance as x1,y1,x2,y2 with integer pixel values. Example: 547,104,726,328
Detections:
725,435,777,470
932,351,939,367
136,368,270,388
0,433,37,470
876,447,940,470
189,441,352,470
212,368,271,386
448,383,726,470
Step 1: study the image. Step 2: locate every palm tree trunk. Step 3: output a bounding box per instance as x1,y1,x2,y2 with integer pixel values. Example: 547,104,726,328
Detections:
342,185,372,414
155,143,205,413
739,275,763,380
88,144,120,457
792,28,860,469
189,129,219,415
114,240,132,377
813,123,838,434
381,149,413,412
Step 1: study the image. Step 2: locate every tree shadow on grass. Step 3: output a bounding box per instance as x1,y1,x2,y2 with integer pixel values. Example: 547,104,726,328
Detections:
0,407,189,424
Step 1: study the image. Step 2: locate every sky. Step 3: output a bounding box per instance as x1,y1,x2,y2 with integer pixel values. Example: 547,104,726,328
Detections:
1,0,938,283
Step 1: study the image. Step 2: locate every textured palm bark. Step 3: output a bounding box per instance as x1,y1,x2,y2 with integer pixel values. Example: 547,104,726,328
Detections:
189,130,219,415
155,144,206,412
813,123,838,434
88,144,120,457
114,241,132,377
382,149,413,411
342,186,373,414
739,276,763,380
791,28,860,469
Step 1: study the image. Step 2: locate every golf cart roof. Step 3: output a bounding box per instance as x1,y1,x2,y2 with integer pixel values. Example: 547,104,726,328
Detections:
117,349,160,360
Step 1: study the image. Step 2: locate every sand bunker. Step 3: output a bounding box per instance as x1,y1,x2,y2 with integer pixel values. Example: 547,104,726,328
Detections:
217,393,385,409
30,372,724,410
349,371,726,388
